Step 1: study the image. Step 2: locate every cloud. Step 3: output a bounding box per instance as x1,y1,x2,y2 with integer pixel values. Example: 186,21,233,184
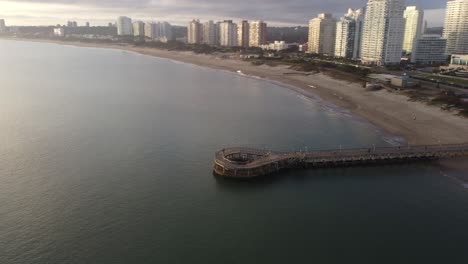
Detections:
0,0,447,26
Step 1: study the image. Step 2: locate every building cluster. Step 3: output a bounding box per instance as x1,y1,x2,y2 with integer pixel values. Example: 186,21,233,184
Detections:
67,21,78,28
307,0,468,65
187,19,267,48
52,20,116,38
116,16,173,42
260,41,296,52
5,0,468,67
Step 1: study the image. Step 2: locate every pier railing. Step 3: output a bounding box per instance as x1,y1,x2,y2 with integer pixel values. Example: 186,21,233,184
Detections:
213,144,468,178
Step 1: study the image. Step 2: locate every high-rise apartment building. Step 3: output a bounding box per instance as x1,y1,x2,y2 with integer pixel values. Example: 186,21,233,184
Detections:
203,21,217,46
67,21,78,27
249,21,267,47
360,0,406,65
159,22,173,41
188,19,203,44
219,20,238,47
308,13,337,55
117,16,133,36
238,20,250,47
145,22,159,40
133,21,145,37
443,0,468,55
144,22,172,42
0,19,6,33
403,6,424,55
213,22,221,46
335,8,364,59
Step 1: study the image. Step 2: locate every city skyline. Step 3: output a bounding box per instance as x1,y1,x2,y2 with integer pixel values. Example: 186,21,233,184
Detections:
0,0,448,27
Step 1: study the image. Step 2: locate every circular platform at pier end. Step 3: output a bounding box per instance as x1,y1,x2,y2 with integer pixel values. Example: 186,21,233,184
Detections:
213,148,273,178
213,148,301,178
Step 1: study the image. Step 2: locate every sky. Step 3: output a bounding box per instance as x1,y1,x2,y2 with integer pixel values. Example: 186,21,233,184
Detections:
0,0,447,27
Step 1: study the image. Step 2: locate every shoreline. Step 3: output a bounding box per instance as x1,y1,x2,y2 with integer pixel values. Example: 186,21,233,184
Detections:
4,37,468,145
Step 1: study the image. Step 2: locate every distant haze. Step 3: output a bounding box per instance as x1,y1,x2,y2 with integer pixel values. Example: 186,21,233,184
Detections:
0,0,446,27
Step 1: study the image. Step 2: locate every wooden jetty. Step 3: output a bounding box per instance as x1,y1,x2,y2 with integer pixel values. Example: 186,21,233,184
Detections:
213,144,468,178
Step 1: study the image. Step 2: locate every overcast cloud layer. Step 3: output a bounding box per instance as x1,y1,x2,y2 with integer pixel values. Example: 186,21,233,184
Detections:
0,0,448,26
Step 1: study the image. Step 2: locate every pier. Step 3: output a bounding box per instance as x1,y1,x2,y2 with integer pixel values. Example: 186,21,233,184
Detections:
213,144,468,178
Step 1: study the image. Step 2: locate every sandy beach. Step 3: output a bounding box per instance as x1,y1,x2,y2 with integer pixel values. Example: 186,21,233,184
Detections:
5,38,468,145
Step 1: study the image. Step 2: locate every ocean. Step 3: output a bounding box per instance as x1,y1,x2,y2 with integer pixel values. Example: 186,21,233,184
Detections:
1,39,467,263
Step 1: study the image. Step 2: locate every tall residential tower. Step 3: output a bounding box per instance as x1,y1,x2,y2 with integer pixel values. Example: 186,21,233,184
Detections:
402,6,424,56
117,16,133,36
238,20,250,47
443,0,468,55
219,20,238,47
360,0,406,65
203,21,217,46
0,19,6,33
133,21,145,38
188,19,203,44
308,13,337,56
335,8,364,59
249,21,267,47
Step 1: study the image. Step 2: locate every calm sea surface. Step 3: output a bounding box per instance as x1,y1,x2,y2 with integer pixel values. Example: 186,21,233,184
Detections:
1,40,468,263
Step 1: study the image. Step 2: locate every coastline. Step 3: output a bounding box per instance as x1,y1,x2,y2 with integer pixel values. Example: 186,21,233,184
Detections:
4,37,468,145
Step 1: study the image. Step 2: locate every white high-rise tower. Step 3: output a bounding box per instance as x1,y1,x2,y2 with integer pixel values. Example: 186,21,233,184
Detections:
402,6,424,56
249,21,267,47
360,0,406,65
443,0,468,55
117,16,133,36
188,19,203,44
335,8,365,59
0,19,6,33
308,13,337,55
203,21,217,46
219,20,238,47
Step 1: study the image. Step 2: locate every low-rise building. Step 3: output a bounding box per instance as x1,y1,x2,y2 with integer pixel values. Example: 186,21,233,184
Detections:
390,75,414,88
449,55,468,69
240,54,261,59
260,41,297,51
413,35,447,65
53,27,65,37
368,73,417,88
299,44,308,53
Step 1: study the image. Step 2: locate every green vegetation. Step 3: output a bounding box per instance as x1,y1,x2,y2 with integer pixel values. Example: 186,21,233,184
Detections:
284,60,371,83
403,90,468,117
409,72,468,88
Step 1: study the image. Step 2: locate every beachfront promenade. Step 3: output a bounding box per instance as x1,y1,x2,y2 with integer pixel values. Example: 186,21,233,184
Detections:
213,144,468,178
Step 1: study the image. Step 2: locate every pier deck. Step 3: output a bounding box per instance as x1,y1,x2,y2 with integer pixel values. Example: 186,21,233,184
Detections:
213,144,468,178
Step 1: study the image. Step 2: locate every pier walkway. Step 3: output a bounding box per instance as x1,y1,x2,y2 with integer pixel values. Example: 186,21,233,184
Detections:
213,144,468,178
